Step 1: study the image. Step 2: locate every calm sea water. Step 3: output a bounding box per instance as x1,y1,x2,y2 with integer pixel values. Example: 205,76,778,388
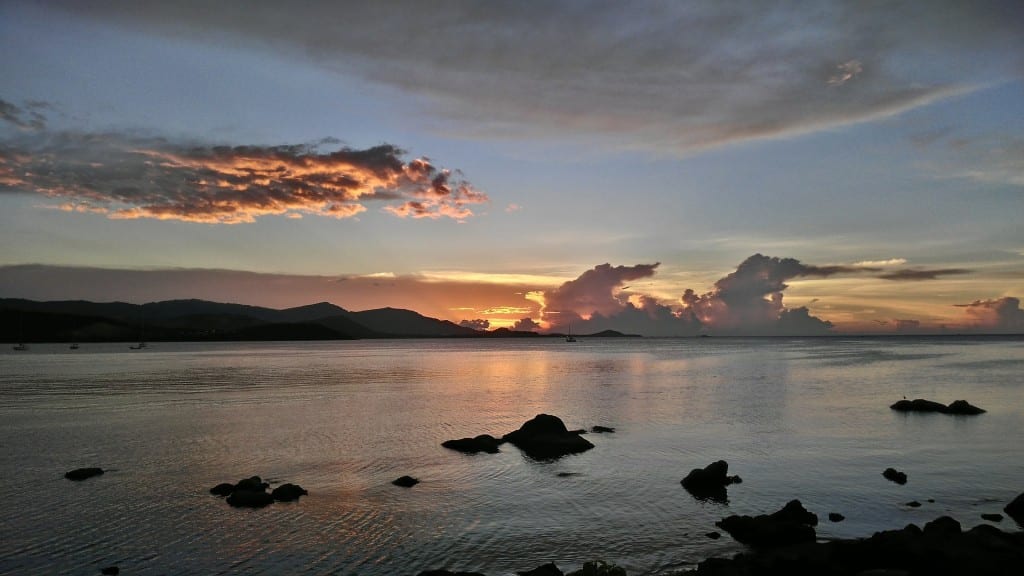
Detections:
1,337,1022,575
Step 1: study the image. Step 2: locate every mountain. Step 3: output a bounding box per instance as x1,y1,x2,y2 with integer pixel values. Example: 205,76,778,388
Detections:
0,298,493,342
348,307,479,337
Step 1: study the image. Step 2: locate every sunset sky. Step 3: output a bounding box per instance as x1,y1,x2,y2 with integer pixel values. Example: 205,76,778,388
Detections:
1,1,1022,335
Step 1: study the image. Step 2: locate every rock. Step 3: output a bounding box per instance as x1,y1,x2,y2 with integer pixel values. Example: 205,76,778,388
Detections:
715,499,818,547
981,513,1003,522
829,512,845,522
209,482,235,496
502,414,595,459
945,400,986,415
65,467,104,481
100,567,119,575
706,531,721,539
565,560,627,576
518,562,564,576
681,460,742,501
681,517,1024,575
890,398,985,415
906,500,921,508
883,467,908,485
557,472,581,477
271,483,308,501
591,426,615,433
392,475,420,488
235,475,269,492
226,489,275,508
1004,492,1024,525
442,434,503,454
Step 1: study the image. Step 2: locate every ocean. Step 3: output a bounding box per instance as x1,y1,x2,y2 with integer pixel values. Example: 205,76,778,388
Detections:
1,336,1022,575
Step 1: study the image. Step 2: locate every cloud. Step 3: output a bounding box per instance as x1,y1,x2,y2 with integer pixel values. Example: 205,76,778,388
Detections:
677,254,857,335
955,297,1024,333
0,98,47,131
458,318,489,331
878,268,972,281
44,1,1024,153
854,258,907,267
540,262,661,321
512,317,541,332
827,60,864,86
0,128,487,223
895,319,922,331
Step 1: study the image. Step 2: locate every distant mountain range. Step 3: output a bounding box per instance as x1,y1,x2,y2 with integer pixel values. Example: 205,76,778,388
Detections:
0,298,636,342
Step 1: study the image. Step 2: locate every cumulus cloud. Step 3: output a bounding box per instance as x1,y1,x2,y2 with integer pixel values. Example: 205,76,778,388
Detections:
512,317,541,332
677,254,857,335
0,125,487,223
42,1,1024,153
878,268,971,281
955,297,1024,333
531,254,869,336
458,318,489,331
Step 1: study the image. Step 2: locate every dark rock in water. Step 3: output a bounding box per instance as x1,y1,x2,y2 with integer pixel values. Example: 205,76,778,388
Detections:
557,472,581,477
906,500,922,508
591,425,615,433
65,467,104,481
565,561,627,576
945,399,986,415
210,482,235,496
271,483,308,501
417,571,486,576
235,475,269,492
1004,492,1024,525
100,567,119,575
981,513,1004,522
517,562,564,576
706,531,721,539
442,434,503,454
829,512,845,522
502,414,594,459
681,460,742,502
568,428,588,435
392,475,420,488
226,489,275,508
890,398,985,415
680,518,1024,575
883,467,908,484
715,499,818,547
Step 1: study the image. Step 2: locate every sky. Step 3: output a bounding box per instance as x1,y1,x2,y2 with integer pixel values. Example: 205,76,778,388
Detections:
1,0,1023,335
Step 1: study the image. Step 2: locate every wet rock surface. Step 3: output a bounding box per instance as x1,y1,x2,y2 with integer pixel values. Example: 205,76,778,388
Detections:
65,467,104,481
502,414,595,459
442,434,504,454
883,468,908,485
891,398,985,415
681,460,742,502
209,475,306,508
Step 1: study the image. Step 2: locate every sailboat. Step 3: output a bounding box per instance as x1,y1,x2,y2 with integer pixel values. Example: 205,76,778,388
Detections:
129,318,147,350
565,323,577,343
12,313,28,351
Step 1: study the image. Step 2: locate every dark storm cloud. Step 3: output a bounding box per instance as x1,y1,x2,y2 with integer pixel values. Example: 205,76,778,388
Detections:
0,130,487,223
41,0,1024,152
0,98,46,131
878,268,972,281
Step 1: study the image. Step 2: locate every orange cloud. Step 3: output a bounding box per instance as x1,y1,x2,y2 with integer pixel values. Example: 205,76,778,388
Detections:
0,133,488,223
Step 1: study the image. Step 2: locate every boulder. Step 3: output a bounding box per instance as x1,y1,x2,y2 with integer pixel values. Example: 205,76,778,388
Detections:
883,468,908,485
518,562,564,576
65,467,104,481
681,460,742,501
565,561,627,576
906,501,922,508
226,489,275,508
502,414,594,459
715,499,818,547
981,513,1003,522
890,398,985,415
1003,492,1024,525
945,400,985,415
392,475,420,488
829,512,845,522
271,483,308,501
706,531,721,539
442,434,503,454
591,426,616,434
209,482,235,496
235,475,269,492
